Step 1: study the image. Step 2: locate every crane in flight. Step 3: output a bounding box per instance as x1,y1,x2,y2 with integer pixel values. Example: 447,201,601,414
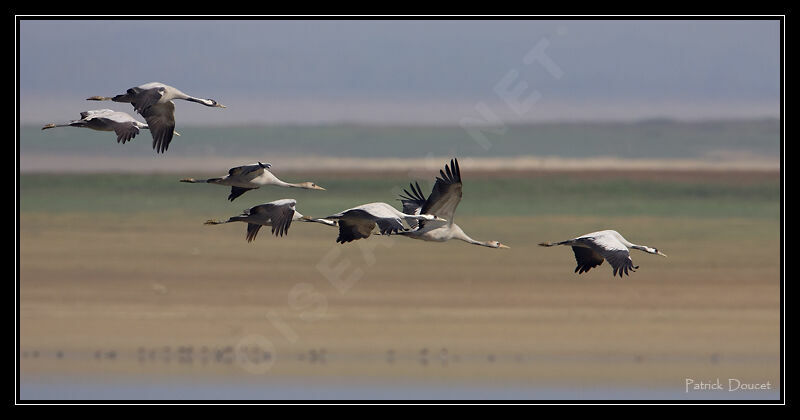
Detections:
41,109,156,144
87,82,225,153
180,162,326,201
397,158,509,249
204,199,336,242
539,230,666,277
325,202,446,244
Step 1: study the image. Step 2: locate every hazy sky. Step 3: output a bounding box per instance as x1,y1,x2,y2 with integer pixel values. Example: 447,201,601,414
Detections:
18,19,781,124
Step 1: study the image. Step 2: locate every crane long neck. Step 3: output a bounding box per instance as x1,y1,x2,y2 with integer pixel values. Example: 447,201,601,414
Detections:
182,95,217,107
452,227,491,247
277,180,305,188
618,233,651,253
619,237,641,249
613,233,637,248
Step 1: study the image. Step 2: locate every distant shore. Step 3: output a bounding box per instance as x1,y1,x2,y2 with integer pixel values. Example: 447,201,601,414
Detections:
19,154,779,174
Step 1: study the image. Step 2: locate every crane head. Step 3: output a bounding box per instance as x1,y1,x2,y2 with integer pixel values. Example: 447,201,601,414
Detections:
208,99,226,108
300,182,326,191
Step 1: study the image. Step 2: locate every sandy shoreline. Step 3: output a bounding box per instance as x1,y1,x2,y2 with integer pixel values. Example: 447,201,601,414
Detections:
19,154,780,174
19,212,780,392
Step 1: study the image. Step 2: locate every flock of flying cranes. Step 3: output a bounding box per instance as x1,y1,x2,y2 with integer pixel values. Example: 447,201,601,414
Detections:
41,82,667,277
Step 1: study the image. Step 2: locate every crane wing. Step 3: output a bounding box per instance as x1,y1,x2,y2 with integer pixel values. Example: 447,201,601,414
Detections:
330,206,405,243
141,101,176,153
421,158,463,225
603,250,638,277
106,120,142,144
374,217,405,236
245,223,263,243
130,87,165,115
335,219,376,243
228,164,265,178
250,200,297,237
570,246,605,274
577,235,639,277
80,109,115,120
228,186,256,201
398,181,426,228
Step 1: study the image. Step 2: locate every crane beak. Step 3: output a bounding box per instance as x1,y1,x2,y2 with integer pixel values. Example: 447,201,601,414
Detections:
313,185,326,191
216,103,227,108
657,251,668,257
498,243,510,249
434,217,448,222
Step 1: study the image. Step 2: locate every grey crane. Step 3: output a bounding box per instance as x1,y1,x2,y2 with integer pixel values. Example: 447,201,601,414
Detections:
397,158,509,249
325,202,446,244
539,230,667,277
88,82,225,153
180,162,326,201
204,199,336,242
41,109,153,144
